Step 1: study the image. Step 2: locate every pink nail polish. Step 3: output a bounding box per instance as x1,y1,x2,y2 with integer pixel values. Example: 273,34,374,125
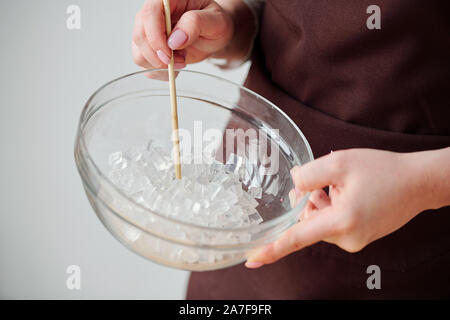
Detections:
168,29,188,50
295,187,302,197
245,261,264,269
156,50,171,65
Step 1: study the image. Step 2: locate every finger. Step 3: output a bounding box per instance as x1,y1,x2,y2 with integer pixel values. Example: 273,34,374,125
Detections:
141,1,172,62
300,189,331,221
309,189,331,209
156,49,187,68
300,200,316,220
133,13,166,68
290,152,341,192
168,4,229,51
246,207,335,267
132,41,153,69
288,189,297,208
288,185,306,209
133,42,169,81
134,43,185,82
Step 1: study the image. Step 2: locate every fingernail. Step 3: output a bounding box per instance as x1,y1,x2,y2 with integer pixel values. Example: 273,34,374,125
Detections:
288,189,297,208
295,186,302,197
168,29,188,50
156,50,171,65
173,62,186,69
245,261,264,269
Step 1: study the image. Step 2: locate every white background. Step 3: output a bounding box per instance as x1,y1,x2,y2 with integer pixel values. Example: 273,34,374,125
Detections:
0,0,249,299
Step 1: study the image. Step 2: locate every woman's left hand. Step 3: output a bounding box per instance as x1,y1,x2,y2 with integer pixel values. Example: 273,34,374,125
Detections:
245,148,441,268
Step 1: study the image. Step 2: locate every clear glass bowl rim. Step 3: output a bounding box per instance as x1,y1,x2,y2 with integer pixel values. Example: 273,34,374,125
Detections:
75,68,314,235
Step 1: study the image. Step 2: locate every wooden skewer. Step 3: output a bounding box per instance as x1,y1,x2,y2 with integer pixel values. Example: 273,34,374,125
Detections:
162,0,182,179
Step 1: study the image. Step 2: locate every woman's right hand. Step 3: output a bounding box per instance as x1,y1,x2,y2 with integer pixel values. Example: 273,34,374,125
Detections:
132,0,235,70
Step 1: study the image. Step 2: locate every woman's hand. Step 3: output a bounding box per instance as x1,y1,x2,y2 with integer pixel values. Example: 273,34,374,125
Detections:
245,148,450,268
132,0,253,71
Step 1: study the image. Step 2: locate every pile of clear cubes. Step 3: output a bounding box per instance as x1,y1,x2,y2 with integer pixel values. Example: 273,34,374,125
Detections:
108,140,263,231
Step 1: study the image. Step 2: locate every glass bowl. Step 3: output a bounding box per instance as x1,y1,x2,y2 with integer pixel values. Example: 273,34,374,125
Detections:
74,69,313,271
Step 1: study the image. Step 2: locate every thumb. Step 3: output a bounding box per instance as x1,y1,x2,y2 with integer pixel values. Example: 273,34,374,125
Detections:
168,5,230,51
291,152,342,192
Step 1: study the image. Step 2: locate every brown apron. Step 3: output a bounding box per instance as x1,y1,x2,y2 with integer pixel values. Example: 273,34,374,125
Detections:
187,0,450,299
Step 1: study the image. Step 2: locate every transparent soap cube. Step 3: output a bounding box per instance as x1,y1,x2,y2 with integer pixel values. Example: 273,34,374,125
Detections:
248,186,263,199
107,139,265,263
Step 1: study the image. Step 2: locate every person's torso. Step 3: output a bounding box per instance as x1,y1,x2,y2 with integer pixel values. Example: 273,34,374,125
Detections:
187,0,450,299
258,0,450,135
